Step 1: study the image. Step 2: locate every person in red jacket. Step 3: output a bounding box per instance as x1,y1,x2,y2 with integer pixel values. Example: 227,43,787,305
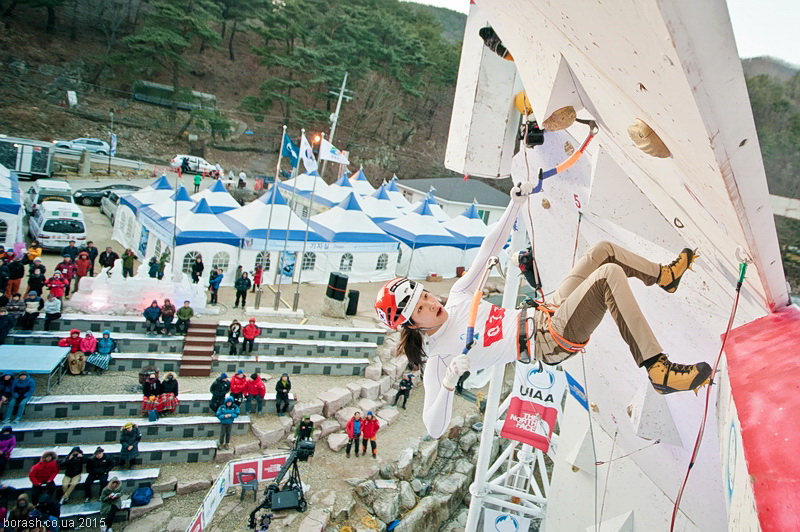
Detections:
45,272,68,301
345,411,362,458
74,251,91,291
28,450,58,503
361,411,381,459
59,329,86,375
54,256,78,298
244,373,266,415
229,370,248,407
242,318,261,354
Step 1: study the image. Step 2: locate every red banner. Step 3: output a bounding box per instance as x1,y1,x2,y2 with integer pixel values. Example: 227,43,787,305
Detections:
500,364,566,452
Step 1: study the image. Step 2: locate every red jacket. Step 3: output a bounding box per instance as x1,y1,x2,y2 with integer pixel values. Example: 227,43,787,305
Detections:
346,417,363,439
245,377,265,398
361,418,380,439
75,257,91,277
230,375,248,395
58,335,82,354
28,456,58,485
242,324,260,340
46,277,68,298
55,262,77,280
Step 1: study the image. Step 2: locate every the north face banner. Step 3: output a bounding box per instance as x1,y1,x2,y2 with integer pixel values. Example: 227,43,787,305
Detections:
500,363,566,452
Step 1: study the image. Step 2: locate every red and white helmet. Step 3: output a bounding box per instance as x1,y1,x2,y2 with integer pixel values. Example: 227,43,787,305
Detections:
374,278,423,329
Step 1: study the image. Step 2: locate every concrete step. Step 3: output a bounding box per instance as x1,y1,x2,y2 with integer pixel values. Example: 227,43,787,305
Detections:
180,365,212,377
5,468,160,495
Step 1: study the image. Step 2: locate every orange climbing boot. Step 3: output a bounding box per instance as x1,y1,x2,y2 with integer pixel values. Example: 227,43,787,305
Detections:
645,354,712,395
658,248,697,293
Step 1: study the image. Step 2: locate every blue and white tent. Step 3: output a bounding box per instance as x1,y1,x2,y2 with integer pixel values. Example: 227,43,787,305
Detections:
277,171,331,217
349,167,375,196
191,179,240,213
118,175,173,214
360,184,402,223
0,164,23,249
385,176,411,208
310,173,356,209
138,185,195,223
403,189,450,222
113,175,175,250
441,203,489,249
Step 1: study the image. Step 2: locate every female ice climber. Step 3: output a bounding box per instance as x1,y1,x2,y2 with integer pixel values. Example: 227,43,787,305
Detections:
374,182,711,439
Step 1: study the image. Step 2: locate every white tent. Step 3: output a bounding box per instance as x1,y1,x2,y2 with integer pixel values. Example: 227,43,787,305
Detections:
442,203,491,269
380,202,465,279
360,184,402,223
385,176,411,208
311,173,356,209
277,171,330,217
191,179,240,213
403,189,450,222
0,164,23,249
349,167,376,196
113,175,174,250
133,186,195,257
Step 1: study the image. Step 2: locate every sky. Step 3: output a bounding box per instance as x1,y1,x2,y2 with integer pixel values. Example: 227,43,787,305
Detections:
405,0,800,67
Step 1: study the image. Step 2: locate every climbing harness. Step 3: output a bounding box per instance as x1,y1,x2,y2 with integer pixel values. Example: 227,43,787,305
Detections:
669,261,748,531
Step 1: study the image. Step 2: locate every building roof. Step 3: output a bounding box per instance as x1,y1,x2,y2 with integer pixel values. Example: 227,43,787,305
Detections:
395,177,509,207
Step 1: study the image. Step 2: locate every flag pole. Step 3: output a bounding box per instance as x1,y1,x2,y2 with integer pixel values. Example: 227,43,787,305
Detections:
278,128,305,311
255,124,286,309
320,72,348,180
289,132,323,311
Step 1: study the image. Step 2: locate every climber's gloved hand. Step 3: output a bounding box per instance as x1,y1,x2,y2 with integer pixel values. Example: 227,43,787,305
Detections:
442,355,471,391
510,181,534,203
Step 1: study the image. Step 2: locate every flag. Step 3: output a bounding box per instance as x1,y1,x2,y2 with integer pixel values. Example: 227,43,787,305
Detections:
109,134,117,157
500,363,566,452
319,138,350,165
281,135,299,168
298,134,318,173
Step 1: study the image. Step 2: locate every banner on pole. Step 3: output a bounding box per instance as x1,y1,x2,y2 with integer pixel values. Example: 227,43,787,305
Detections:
319,138,350,165
109,133,117,157
500,363,566,452
299,134,318,173
482,508,533,532
188,509,203,532
282,136,299,168
565,371,589,411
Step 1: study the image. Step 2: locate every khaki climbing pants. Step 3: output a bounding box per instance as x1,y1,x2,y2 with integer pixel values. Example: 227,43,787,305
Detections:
532,241,663,367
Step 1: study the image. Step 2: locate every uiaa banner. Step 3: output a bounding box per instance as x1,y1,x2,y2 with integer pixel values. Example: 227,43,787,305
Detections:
482,508,533,532
500,363,566,452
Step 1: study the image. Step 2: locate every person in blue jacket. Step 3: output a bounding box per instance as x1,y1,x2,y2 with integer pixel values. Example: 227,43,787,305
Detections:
215,396,239,450
142,300,161,335
208,269,224,305
2,372,36,423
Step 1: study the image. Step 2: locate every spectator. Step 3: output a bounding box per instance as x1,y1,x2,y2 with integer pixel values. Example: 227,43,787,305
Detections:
28,450,58,503
60,241,79,261
0,259,8,295
60,446,85,504
6,293,23,325
251,265,263,293
0,426,15,475
275,373,291,417
191,256,204,284
26,240,43,264
392,374,414,410
234,272,251,309
45,271,68,301
0,373,12,412
26,266,46,297
176,300,194,334
87,330,117,375
141,372,162,415
295,415,314,443
227,319,241,355
234,265,243,284
99,476,122,532
119,423,141,470
81,241,99,276
121,249,137,278
345,411,362,458
19,291,43,330
0,308,12,345
160,299,176,335
361,412,380,459
239,170,247,185
242,318,260,354
84,447,114,502
6,258,24,298
158,251,168,280
9,493,32,523
193,174,202,193
80,330,97,359
43,294,62,331
28,257,46,276
98,247,119,273
230,370,247,407
208,268,223,305
143,300,161,335
209,373,230,413
59,329,86,375
215,397,239,450
74,251,91,290
160,372,179,414
147,257,159,278
33,493,60,531
245,373,265,416
54,256,77,298
180,157,190,174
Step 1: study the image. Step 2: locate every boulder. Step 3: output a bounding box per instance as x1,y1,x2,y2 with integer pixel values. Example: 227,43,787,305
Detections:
328,432,349,452
252,425,285,447
166,515,192,532
319,419,341,438
378,407,400,426
279,415,294,432
128,495,164,519
360,379,381,400
410,478,424,495
176,479,211,495
124,510,171,532
318,387,353,417
358,398,381,414
298,508,329,532
454,458,476,478
365,362,383,381
332,491,356,521
214,449,234,463
310,413,325,425
291,399,324,423
399,481,416,511
448,415,465,439
395,448,414,481
378,375,392,395
393,494,450,532
371,483,401,524
355,481,377,506
459,432,479,453
336,406,360,428
438,438,458,459
152,476,177,494
379,463,395,479
346,382,363,401
235,441,261,455
433,473,471,516
414,440,439,477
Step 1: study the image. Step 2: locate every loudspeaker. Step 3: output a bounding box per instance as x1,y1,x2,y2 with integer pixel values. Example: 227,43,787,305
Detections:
345,289,359,316
271,489,301,510
325,272,348,301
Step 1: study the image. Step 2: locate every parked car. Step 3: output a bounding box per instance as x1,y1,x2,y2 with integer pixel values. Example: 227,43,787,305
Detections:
29,201,87,250
170,154,219,174
73,184,140,206
54,138,111,155
23,180,75,215
99,191,122,223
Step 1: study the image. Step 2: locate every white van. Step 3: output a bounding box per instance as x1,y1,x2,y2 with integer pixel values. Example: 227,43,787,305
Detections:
28,201,87,250
24,180,75,215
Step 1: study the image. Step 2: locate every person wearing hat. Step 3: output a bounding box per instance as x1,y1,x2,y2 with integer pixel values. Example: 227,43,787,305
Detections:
392,374,414,410
59,329,86,375
75,251,91,289
160,372,179,414
6,257,25,299
87,330,118,375
143,300,162,335
141,373,162,414
84,446,114,502
45,271,68,301
274,373,291,417
54,255,77,298
0,425,15,476
99,476,122,532
245,373,266,415
160,298,176,335
60,446,86,504
9,492,32,522
242,318,261,354
80,330,98,362
215,397,240,450
26,240,42,264
119,423,141,469
19,291,43,330
28,450,58,503
230,370,248,407
345,411,362,458
2,372,35,423
209,373,230,413
6,293,25,325
227,319,242,355
295,414,314,444
26,264,46,298
361,412,381,459
233,271,251,309
33,493,61,530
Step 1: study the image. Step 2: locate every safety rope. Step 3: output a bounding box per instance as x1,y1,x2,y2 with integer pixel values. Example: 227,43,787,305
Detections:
598,422,619,528
669,261,747,531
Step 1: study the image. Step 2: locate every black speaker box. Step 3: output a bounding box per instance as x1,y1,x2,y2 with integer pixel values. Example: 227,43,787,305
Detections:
272,489,300,510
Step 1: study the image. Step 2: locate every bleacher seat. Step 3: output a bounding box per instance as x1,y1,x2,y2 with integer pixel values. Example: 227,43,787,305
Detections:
4,467,160,493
